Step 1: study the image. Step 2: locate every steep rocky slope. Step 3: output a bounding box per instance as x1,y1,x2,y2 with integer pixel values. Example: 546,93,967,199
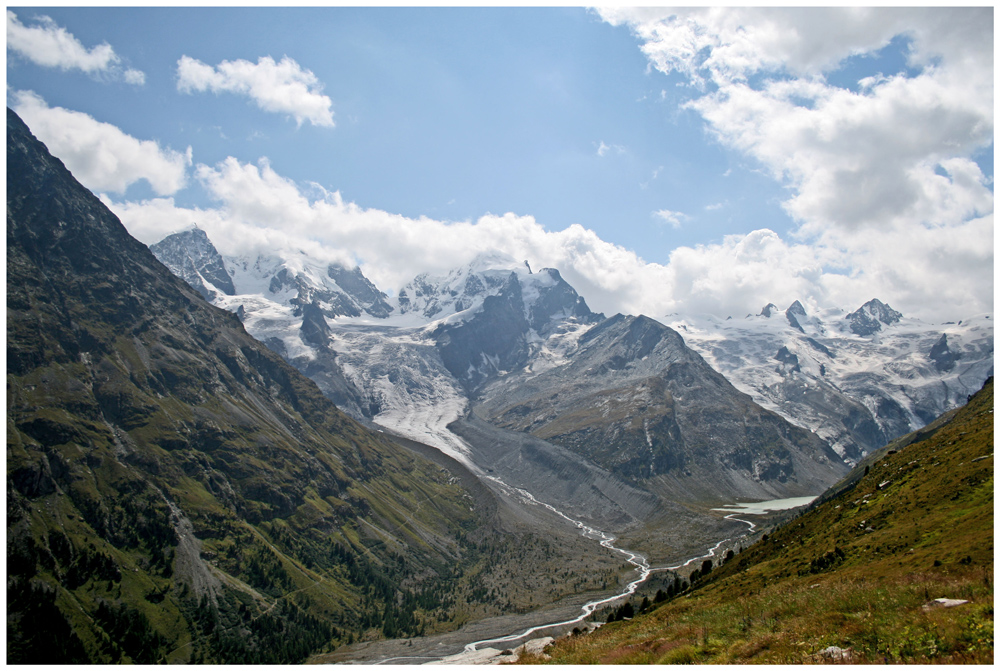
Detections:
5,108,498,663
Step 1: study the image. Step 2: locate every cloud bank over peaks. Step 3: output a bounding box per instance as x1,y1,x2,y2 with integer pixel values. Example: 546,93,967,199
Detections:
103,150,991,324
6,10,144,84
176,55,335,127
11,90,190,196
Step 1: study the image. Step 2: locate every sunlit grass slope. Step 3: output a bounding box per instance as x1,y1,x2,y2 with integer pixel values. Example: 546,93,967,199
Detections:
533,378,994,664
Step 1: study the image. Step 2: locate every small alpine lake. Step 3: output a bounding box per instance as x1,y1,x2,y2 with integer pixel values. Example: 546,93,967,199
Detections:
712,495,818,516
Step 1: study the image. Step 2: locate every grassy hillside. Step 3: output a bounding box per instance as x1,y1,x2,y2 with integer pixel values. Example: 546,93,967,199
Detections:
4,108,499,664
532,378,994,664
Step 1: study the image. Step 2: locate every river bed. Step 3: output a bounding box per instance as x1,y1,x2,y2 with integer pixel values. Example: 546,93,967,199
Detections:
320,485,781,664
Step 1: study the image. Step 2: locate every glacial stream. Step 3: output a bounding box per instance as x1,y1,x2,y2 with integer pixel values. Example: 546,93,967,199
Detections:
362,413,807,665
457,477,760,658
372,475,768,665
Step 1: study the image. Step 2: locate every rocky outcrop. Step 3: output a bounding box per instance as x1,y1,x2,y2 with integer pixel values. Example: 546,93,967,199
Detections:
929,333,960,372
327,263,393,318
524,267,601,334
435,272,531,390
785,300,807,332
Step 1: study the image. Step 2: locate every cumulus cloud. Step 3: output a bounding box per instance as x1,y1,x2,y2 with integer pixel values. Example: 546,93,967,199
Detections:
598,7,993,235
588,7,992,319
104,152,990,323
176,55,335,127
12,90,191,195
6,10,145,84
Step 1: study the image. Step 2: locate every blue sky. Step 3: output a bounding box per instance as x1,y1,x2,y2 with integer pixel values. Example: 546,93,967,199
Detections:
6,7,994,321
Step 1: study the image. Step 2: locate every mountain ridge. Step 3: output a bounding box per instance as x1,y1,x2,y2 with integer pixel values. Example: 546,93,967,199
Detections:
5,107,503,663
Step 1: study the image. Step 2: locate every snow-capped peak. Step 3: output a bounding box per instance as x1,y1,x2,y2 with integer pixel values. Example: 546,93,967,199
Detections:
150,227,236,300
397,260,518,321
395,252,601,335
466,249,523,275
786,300,807,317
845,298,903,336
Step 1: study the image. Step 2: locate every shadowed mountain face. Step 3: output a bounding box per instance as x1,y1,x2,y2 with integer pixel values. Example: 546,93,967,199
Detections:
6,108,493,663
845,298,902,336
476,314,848,504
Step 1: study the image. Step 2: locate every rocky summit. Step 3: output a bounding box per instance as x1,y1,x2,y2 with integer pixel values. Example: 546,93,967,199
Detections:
845,298,904,336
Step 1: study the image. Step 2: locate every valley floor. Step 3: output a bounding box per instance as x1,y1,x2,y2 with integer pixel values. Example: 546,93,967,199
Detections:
309,590,607,664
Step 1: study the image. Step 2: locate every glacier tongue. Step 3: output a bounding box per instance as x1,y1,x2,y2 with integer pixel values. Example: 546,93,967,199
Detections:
327,324,476,467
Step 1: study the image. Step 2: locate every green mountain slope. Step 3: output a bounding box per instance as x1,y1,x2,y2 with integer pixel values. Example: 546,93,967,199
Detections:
535,378,994,664
5,108,495,663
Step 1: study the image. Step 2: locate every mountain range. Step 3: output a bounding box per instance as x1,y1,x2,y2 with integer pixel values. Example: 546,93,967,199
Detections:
150,224,992,480
666,299,992,463
148,227,860,575
10,102,993,664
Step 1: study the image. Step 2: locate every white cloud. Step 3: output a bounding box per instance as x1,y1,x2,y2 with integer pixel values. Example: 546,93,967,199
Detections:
104,153,991,324
176,55,334,127
653,209,686,229
589,7,992,320
12,91,191,196
123,68,146,86
596,140,625,157
6,10,145,84
598,7,993,236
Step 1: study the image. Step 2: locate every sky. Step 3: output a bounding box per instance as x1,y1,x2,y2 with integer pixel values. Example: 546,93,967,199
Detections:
6,6,994,322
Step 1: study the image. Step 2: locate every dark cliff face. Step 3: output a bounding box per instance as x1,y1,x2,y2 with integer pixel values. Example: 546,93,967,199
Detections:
845,298,903,336
929,333,960,372
434,272,531,391
6,108,484,663
327,262,393,318
525,267,602,334
433,268,603,393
